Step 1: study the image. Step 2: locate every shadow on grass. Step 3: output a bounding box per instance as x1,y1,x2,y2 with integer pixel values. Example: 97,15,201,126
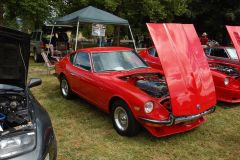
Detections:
217,101,240,109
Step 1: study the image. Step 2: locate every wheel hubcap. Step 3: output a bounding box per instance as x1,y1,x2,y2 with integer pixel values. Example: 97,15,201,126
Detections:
114,106,128,131
61,79,69,96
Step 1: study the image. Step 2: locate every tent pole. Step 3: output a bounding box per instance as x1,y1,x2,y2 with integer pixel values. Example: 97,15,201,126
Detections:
75,21,80,51
117,26,120,46
47,25,55,56
129,25,137,52
99,37,102,47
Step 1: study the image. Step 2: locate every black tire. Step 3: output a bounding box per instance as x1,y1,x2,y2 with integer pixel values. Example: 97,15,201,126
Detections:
33,49,42,63
60,75,73,99
111,100,141,137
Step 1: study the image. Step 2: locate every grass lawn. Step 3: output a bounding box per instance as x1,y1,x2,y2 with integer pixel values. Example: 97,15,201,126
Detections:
29,58,240,160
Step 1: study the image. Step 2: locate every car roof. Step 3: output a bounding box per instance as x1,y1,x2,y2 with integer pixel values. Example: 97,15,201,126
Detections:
76,47,133,53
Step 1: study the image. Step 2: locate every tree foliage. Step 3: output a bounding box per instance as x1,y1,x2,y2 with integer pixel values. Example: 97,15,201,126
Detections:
1,0,54,31
1,0,240,44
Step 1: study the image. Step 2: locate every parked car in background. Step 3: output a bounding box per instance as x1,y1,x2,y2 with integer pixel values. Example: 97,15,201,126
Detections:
55,23,216,138
30,25,73,62
203,46,239,64
0,26,57,159
30,29,46,62
140,41,240,104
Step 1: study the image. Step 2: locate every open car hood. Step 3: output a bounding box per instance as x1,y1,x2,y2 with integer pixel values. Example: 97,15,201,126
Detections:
226,25,240,61
147,23,216,116
0,26,30,89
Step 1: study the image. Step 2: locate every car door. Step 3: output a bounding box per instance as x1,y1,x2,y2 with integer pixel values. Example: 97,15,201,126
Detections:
69,52,100,104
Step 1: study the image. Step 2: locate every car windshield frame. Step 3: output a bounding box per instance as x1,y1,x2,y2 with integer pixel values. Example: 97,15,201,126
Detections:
91,50,148,73
226,48,238,60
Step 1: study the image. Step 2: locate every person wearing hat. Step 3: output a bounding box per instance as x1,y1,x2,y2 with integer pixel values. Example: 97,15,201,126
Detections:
200,32,209,45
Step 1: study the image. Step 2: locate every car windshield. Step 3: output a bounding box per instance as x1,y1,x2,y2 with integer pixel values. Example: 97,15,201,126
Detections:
226,48,238,60
92,50,148,72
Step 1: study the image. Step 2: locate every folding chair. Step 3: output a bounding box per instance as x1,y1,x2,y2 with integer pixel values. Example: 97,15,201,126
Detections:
41,52,55,74
49,44,61,61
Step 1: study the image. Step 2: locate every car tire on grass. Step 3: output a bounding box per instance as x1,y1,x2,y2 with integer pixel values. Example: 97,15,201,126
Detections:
33,49,42,63
111,100,140,137
60,76,73,99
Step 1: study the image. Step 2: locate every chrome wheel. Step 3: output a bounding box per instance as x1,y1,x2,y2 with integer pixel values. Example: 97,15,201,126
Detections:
114,106,128,131
61,79,69,96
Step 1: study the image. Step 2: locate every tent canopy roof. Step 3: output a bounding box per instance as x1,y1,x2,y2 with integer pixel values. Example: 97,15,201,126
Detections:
55,6,129,26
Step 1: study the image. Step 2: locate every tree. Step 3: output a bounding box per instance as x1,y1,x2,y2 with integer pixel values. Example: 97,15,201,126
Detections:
1,0,54,31
54,0,190,35
182,0,240,44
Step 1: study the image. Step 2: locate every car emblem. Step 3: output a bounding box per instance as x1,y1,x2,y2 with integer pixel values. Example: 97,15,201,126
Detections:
197,104,201,110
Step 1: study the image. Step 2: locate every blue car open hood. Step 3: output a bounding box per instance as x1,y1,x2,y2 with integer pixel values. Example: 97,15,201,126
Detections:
0,26,30,89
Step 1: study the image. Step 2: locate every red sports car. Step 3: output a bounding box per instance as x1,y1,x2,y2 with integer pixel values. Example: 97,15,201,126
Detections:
55,23,216,137
139,25,240,103
139,47,240,103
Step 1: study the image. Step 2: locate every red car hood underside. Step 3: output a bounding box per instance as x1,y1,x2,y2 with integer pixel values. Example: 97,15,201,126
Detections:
226,25,240,61
147,23,216,116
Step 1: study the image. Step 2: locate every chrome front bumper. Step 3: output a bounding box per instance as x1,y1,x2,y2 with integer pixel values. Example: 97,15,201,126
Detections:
139,106,216,126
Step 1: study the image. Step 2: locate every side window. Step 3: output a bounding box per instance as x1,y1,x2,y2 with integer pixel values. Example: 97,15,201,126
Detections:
74,52,91,71
70,53,76,64
210,48,229,58
204,48,211,55
148,47,157,57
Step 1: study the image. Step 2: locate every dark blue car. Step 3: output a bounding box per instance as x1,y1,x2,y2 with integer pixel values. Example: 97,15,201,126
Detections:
0,26,57,160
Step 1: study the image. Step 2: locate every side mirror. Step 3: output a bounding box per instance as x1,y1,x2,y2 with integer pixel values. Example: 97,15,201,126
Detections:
28,78,42,88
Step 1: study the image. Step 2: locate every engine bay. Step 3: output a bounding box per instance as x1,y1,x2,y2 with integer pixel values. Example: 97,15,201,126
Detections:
209,63,240,77
0,93,31,133
119,73,169,98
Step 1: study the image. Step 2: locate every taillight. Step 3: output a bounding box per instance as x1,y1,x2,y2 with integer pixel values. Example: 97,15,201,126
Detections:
40,42,45,49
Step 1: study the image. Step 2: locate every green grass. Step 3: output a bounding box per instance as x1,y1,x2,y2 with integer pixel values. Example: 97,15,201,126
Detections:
29,58,240,160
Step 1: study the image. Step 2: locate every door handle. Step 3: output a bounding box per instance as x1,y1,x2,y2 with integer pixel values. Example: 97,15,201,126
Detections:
70,72,76,76
70,72,84,77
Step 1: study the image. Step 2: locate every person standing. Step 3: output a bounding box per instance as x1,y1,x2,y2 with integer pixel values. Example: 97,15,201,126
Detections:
200,32,209,45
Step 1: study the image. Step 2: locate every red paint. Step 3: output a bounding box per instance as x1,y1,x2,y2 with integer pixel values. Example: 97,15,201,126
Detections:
139,25,240,104
226,26,240,61
147,23,216,116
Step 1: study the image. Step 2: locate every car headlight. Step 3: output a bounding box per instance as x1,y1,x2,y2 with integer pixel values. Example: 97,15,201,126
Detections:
224,77,230,86
0,132,36,159
144,101,154,113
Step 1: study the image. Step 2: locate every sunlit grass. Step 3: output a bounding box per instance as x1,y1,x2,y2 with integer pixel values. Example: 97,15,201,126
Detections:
29,58,240,160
